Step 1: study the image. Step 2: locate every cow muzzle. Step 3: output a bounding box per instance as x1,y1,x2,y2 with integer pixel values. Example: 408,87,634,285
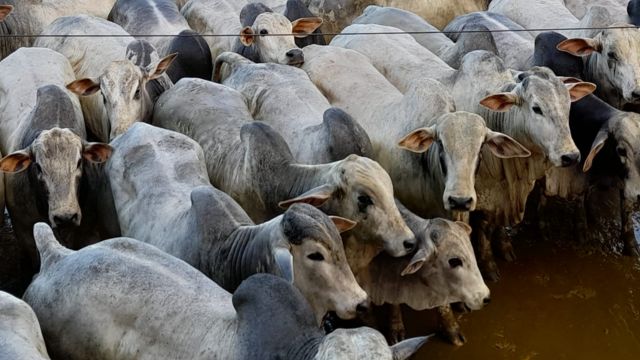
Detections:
285,49,304,66
50,210,82,228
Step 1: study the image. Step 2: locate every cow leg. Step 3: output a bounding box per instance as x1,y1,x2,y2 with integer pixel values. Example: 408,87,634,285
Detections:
388,304,405,344
492,227,516,262
475,217,500,282
437,305,465,346
621,197,640,257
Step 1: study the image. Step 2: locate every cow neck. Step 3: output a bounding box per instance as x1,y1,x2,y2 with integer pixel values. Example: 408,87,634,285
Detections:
211,219,282,292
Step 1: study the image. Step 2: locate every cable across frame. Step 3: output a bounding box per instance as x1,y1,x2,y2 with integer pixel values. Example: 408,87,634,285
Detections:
7,24,640,38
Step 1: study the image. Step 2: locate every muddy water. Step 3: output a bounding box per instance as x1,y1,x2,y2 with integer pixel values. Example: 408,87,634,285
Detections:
407,230,640,360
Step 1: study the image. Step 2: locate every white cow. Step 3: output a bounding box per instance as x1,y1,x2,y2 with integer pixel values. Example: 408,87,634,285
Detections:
24,223,427,360
35,15,176,142
181,0,320,64
0,1,116,59
0,291,50,360
301,44,530,220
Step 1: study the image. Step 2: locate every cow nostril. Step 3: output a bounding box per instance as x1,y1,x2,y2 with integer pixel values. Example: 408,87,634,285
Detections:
356,301,369,315
483,297,491,305
403,240,416,252
448,196,473,211
633,91,640,99
561,153,580,167
70,213,79,224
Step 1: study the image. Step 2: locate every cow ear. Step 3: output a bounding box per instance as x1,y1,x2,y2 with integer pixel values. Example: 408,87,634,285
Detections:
557,37,602,56
67,78,101,96
401,247,430,276
484,130,531,159
83,142,113,163
480,92,519,112
455,221,473,235
0,5,13,21
146,53,178,80
566,82,596,102
291,17,323,38
240,26,255,46
329,216,357,233
278,184,335,209
273,247,294,283
398,126,437,153
583,128,609,172
0,150,32,173
390,335,431,360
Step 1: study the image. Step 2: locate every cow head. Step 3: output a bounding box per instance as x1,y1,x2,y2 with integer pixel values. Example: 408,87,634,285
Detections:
398,112,530,212
584,112,640,203
401,218,490,312
279,155,417,258
277,203,368,324
558,26,640,105
240,12,322,66
66,53,177,140
480,67,595,167
0,128,111,228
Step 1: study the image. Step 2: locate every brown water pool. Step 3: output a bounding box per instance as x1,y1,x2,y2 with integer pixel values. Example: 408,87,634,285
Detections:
408,231,640,360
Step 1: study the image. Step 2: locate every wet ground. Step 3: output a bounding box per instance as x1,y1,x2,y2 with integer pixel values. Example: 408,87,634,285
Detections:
408,227,640,360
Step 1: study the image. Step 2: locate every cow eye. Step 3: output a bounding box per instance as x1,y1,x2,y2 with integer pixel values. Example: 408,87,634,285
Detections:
618,147,628,157
102,96,107,105
608,52,618,61
307,252,324,261
532,106,543,115
134,88,141,100
448,258,463,268
35,163,42,174
260,29,268,35
76,158,82,168
358,194,373,212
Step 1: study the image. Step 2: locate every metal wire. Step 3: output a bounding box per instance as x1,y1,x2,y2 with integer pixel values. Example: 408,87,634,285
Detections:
8,24,640,38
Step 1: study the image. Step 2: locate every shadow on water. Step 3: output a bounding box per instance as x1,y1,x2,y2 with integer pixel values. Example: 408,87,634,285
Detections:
408,226,640,360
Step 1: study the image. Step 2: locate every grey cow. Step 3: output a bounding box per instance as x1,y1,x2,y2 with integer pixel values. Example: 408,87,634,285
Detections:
214,52,371,164
107,122,367,323
0,291,50,360
24,223,427,360
0,81,112,277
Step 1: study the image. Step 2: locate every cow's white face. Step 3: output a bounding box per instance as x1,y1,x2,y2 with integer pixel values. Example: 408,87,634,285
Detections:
240,13,322,66
481,68,595,167
279,155,417,258
558,27,640,105
0,128,112,228
281,205,367,324
597,28,640,104
398,112,530,212
407,219,490,311
66,54,176,140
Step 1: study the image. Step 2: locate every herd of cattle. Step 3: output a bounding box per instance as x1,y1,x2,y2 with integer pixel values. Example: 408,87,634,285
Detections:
0,0,639,359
